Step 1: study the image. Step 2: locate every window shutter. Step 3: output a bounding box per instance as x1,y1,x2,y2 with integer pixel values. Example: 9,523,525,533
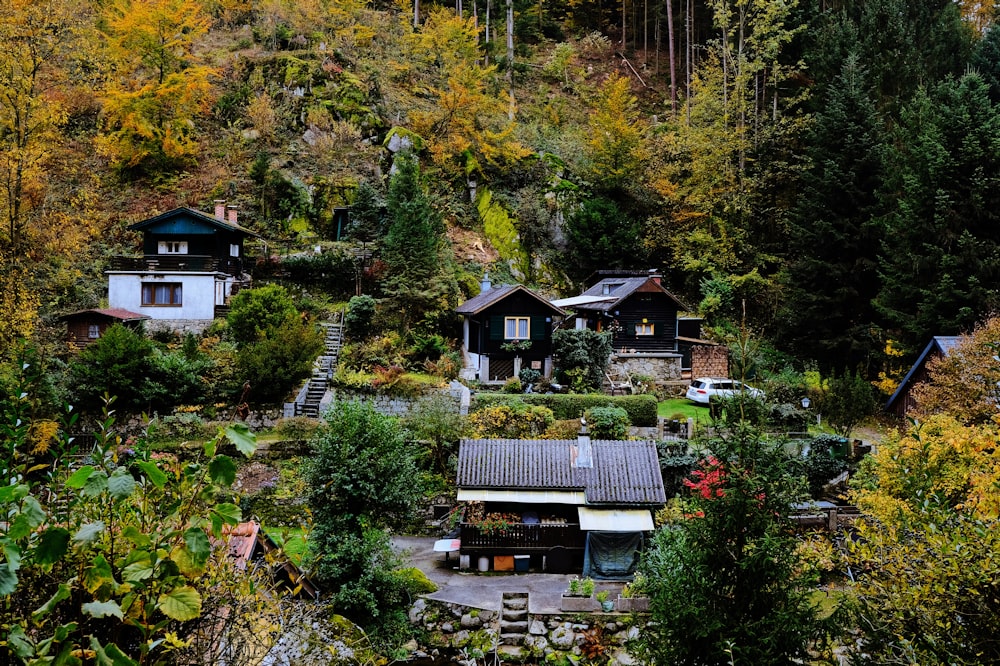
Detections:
530,316,547,340
653,321,666,335
489,316,504,340
627,321,637,336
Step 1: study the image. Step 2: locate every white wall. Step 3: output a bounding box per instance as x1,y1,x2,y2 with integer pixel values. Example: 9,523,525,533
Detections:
107,272,219,321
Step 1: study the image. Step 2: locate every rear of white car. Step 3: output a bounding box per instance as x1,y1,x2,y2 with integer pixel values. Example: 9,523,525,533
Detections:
685,377,763,404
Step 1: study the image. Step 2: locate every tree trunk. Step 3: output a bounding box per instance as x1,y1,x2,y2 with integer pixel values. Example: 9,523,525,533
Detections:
414,0,419,26
667,0,676,114
507,0,514,120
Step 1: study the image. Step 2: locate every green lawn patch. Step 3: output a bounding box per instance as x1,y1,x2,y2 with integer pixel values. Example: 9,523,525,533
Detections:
658,397,708,421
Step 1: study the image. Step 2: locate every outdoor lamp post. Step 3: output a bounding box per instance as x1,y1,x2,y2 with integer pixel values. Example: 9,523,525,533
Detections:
801,396,810,410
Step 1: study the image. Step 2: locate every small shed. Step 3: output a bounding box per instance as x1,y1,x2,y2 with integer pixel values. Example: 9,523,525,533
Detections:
456,424,665,577
885,336,962,418
456,277,567,383
60,308,150,350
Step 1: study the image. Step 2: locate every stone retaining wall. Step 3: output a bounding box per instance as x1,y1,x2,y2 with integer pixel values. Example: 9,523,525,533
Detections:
609,353,683,383
407,598,640,665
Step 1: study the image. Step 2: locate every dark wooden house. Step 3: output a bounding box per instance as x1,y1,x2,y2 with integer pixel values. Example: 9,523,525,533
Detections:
456,425,665,577
106,203,260,333
456,279,567,383
886,336,961,418
61,308,150,350
553,271,688,384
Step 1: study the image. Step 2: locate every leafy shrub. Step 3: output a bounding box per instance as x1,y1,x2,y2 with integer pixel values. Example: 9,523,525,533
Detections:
339,332,407,371
408,331,449,362
236,316,325,403
273,417,320,440
473,392,658,426
502,377,523,393
422,351,461,380
280,248,355,294
518,368,542,385
468,403,554,438
585,406,630,439
344,294,377,341
227,284,299,345
798,434,850,497
396,566,438,594
552,329,613,392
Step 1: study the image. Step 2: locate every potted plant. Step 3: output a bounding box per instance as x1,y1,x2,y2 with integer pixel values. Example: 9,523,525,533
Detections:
596,590,614,612
616,573,651,612
560,576,599,612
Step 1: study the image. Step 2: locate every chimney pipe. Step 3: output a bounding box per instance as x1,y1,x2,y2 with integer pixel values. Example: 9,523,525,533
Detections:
481,271,492,292
214,200,226,220
227,205,238,225
573,418,593,469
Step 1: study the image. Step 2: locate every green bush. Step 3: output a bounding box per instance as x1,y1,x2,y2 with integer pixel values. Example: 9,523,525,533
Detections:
552,328,613,391
280,248,355,294
501,377,523,393
227,284,299,345
396,566,438,594
473,392,658,427
584,406,630,439
236,316,324,403
344,294,377,341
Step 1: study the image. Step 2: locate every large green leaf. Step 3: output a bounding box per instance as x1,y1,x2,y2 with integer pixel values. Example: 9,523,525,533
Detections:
91,636,138,666
108,467,136,501
122,551,155,583
183,527,211,561
35,527,71,566
5,624,33,659
0,564,18,595
209,503,242,537
33,582,71,618
121,525,151,548
82,470,109,498
135,461,167,489
207,455,236,486
83,555,114,594
74,521,106,545
65,466,95,489
170,544,206,578
82,600,124,619
225,423,257,457
157,585,202,621
8,496,45,539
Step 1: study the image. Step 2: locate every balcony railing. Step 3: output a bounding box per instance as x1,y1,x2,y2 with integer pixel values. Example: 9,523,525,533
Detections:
460,522,585,551
108,255,249,274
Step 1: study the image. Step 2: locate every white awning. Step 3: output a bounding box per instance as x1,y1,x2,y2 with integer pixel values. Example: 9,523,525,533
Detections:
456,489,586,505
550,295,618,307
577,507,654,532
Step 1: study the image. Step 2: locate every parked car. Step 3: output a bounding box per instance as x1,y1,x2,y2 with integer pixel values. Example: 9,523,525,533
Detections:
685,377,764,404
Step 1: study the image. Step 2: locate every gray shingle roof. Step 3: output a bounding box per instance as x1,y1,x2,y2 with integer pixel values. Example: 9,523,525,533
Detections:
455,284,567,316
457,438,666,505
575,276,686,312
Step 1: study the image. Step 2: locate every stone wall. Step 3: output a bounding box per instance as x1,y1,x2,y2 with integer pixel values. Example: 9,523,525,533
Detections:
609,353,683,383
332,381,470,417
407,599,640,666
691,345,729,379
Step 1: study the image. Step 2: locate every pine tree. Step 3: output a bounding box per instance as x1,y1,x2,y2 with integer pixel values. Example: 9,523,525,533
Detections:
777,55,886,372
875,73,1000,349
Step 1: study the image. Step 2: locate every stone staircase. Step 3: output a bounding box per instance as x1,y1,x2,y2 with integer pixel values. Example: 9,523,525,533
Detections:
498,592,529,646
294,315,343,418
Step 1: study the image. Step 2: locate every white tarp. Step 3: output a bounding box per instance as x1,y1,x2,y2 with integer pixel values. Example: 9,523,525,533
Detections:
550,295,618,307
578,507,654,532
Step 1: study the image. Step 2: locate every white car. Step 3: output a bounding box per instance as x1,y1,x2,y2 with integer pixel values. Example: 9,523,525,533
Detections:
685,377,764,404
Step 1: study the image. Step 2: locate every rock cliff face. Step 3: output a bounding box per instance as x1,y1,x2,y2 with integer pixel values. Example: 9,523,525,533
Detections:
407,598,642,665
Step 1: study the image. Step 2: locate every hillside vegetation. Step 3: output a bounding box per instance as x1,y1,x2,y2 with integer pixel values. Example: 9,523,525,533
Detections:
3,0,1000,380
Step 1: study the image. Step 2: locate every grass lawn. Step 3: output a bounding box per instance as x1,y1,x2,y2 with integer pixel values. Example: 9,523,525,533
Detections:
658,397,709,421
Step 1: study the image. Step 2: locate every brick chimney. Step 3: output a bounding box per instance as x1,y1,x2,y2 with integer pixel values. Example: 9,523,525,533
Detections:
572,418,593,469
648,268,662,286
227,205,238,225
214,200,226,220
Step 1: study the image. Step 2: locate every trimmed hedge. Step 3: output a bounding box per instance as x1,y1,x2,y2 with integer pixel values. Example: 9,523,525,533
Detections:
472,392,658,427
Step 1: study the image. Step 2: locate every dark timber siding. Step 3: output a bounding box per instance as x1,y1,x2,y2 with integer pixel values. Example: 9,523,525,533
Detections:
610,291,678,352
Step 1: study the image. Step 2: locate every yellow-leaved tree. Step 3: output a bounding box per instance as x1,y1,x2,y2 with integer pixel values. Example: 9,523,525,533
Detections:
96,0,215,175
584,73,649,192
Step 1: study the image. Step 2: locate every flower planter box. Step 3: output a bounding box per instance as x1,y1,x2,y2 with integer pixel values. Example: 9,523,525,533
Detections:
560,595,599,612
615,596,650,613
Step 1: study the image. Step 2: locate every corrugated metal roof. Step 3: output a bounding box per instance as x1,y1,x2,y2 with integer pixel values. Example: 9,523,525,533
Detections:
574,276,687,312
457,438,666,505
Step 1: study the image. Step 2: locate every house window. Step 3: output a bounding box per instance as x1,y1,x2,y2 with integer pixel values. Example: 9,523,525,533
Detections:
158,241,188,254
505,316,529,339
636,323,654,336
88,324,100,339
142,282,183,306
230,243,240,257
602,282,625,295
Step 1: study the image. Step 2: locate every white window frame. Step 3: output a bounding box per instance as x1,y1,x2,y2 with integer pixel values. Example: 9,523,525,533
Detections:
230,243,240,257
88,324,100,339
636,323,654,336
505,316,530,340
142,282,183,306
157,240,188,254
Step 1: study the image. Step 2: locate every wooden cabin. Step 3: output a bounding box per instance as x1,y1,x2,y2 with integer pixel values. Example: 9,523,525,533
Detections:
61,308,150,350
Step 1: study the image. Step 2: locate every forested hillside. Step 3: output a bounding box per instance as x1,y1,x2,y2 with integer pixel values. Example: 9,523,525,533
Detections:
2,0,1000,377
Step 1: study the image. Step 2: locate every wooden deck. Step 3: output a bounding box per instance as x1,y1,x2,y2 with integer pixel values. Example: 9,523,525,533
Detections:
460,522,586,552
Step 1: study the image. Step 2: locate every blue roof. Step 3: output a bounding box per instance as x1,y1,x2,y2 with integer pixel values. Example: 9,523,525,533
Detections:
885,336,962,411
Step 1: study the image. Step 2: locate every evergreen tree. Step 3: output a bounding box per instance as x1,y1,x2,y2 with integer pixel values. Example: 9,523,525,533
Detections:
381,151,459,332
778,55,886,372
564,196,646,282
635,418,821,665
875,73,1000,349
